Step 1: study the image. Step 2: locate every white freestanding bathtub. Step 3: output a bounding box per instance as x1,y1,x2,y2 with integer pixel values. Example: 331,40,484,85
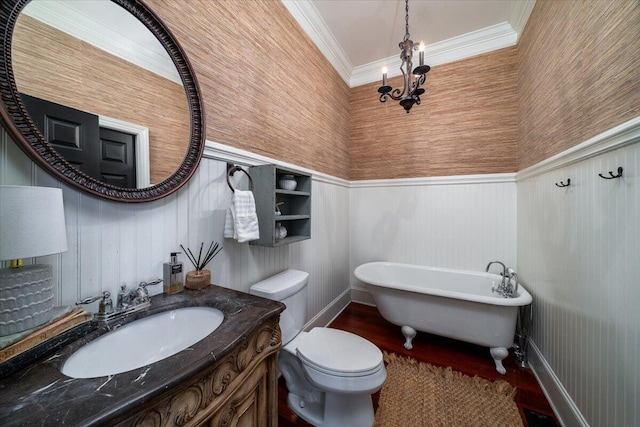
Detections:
354,262,532,374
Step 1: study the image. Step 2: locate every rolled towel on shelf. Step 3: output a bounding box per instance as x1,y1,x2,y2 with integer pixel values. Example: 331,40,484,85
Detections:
224,190,260,243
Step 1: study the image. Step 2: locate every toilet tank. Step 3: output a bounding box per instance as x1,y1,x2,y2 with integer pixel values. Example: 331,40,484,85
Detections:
249,269,309,346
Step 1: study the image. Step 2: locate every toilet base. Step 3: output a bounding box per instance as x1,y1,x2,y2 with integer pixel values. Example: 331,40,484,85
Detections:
288,391,375,427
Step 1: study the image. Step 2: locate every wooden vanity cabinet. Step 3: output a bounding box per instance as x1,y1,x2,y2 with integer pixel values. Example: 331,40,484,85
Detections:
112,317,281,427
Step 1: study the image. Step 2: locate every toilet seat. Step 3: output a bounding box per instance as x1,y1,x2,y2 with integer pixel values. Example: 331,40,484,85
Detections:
296,328,384,377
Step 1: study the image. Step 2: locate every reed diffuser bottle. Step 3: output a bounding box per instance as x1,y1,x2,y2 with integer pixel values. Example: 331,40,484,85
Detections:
181,241,222,290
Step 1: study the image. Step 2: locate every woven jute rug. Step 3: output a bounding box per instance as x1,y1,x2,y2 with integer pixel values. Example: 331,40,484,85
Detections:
373,352,524,427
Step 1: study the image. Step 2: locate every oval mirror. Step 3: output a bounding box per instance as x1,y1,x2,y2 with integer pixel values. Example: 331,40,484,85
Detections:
0,0,204,202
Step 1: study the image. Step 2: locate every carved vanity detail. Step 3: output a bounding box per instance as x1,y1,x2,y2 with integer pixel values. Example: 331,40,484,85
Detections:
115,318,281,427
0,286,284,427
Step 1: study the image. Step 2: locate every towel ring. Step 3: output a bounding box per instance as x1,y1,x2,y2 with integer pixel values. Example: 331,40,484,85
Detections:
226,165,254,192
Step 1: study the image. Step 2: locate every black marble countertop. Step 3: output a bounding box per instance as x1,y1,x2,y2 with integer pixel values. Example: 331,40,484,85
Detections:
0,285,284,426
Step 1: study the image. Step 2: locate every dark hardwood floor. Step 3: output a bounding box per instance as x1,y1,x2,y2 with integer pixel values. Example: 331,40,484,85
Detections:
278,302,559,427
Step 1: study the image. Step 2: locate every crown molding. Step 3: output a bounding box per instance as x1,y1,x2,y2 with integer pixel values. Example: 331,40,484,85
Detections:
281,0,353,84
350,22,517,87
283,1,536,88
509,0,537,40
23,1,182,85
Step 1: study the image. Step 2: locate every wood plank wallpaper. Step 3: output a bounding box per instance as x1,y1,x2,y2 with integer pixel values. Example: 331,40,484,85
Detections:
145,0,351,180
349,47,518,180
517,0,640,170
11,15,190,184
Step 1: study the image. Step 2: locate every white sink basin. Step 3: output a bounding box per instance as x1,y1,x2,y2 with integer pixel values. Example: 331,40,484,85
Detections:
61,307,224,378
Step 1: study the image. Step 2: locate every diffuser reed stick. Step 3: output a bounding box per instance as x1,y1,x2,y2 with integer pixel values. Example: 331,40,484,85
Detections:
180,241,222,271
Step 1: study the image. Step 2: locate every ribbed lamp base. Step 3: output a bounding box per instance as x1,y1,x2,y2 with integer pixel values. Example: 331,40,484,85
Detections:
0,264,55,336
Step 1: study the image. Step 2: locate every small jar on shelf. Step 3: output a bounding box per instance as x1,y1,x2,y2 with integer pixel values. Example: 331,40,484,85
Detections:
275,222,288,240
278,174,297,191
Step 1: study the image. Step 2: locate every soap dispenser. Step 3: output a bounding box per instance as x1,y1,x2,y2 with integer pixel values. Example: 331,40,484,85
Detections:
163,252,184,295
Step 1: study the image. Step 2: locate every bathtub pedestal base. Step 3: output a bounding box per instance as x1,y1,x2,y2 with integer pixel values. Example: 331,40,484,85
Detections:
401,326,416,350
490,347,508,375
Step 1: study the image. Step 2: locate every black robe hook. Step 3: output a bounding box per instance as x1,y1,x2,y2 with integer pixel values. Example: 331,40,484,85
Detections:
555,179,571,188
598,167,623,180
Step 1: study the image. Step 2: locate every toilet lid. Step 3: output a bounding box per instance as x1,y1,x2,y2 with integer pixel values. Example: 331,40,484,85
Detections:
296,328,383,376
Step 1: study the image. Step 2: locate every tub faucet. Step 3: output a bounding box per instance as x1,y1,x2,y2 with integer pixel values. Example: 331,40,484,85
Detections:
485,261,507,289
506,268,519,298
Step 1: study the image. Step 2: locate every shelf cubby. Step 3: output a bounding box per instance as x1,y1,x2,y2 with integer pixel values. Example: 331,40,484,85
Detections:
249,165,311,247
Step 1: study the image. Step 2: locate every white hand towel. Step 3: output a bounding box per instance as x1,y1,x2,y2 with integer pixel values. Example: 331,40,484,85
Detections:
224,190,260,243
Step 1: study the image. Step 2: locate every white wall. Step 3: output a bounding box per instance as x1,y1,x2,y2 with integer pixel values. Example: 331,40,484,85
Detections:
349,174,517,301
0,127,351,322
5,117,640,427
517,119,640,427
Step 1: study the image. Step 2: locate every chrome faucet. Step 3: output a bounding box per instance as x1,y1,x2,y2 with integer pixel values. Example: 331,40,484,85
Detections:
486,261,518,298
485,261,507,291
79,279,162,322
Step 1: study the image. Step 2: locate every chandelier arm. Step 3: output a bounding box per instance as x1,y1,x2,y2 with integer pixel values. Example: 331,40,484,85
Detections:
388,88,405,101
388,66,409,100
409,76,423,94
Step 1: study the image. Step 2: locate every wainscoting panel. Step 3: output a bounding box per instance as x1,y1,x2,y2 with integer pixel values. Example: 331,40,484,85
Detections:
0,128,350,322
517,139,639,427
349,175,517,292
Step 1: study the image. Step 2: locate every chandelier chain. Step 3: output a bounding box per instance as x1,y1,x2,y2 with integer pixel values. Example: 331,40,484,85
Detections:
404,0,410,42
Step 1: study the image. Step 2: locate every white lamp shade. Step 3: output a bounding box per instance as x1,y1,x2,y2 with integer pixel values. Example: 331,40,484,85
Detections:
0,185,68,261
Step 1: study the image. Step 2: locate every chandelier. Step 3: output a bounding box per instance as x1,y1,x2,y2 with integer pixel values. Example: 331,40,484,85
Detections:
377,0,430,113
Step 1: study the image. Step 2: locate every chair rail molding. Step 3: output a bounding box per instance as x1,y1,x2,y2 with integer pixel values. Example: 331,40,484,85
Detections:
517,116,640,181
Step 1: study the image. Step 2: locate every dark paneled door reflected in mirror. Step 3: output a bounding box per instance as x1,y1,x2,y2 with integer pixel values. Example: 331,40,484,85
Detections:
21,94,138,189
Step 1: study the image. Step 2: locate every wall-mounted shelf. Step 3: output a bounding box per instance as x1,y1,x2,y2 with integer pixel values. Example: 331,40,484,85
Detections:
249,165,311,247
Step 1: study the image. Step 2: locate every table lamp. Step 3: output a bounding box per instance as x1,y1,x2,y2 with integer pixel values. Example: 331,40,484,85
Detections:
0,185,68,336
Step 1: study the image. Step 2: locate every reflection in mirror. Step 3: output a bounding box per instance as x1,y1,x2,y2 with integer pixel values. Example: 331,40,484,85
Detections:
12,0,190,187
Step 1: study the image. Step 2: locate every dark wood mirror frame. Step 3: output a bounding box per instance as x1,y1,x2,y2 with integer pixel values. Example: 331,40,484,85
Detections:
0,0,205,202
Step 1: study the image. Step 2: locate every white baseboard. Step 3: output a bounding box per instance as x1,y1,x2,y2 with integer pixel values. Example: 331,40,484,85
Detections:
528,340,589,427
350,286,376,306
305,287,352,330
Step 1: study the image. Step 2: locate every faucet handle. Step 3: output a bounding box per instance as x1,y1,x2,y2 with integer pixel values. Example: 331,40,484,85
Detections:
76,291,113,315
76,291,110,306
136,279,162,302
76,295,100,305
139,278,162,289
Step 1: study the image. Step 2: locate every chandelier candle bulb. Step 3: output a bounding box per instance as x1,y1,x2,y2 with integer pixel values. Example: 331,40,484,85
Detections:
382,66,388,86
419,41,425,66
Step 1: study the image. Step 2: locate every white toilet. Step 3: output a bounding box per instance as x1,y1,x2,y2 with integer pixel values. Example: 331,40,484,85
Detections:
250,269,386,427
